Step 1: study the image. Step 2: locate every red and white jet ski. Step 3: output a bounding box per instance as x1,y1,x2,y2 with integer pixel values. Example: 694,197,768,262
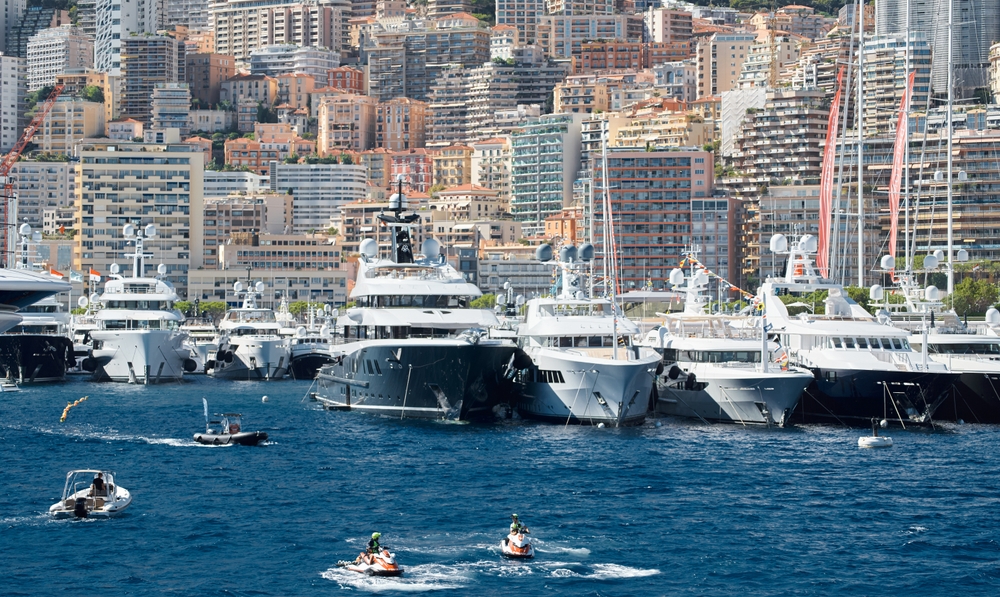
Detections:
501,531,534,558
338,549,404,577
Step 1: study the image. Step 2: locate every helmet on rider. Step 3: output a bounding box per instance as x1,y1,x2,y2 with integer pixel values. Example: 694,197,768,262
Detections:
372,532,381,539
511,514,518,519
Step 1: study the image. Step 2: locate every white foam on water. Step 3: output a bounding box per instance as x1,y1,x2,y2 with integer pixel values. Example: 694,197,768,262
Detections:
534,543,591,557
34,425,205,448
320,564,467,592
544,563,659,580
0,514,50,527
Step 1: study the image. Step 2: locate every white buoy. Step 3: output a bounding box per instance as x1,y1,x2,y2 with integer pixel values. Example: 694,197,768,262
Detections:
655,421,662,428
262,395,269,403
880,419,888,429
597,423,606,428
859,418,892,448
957,419,965,425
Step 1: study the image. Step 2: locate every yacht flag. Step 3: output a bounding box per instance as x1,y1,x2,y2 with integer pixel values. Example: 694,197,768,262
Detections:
887,71,915,277
817,66,845,278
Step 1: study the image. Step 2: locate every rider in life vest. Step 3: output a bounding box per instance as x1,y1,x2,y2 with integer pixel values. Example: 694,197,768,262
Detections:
358,532,382,565
510,514,528,535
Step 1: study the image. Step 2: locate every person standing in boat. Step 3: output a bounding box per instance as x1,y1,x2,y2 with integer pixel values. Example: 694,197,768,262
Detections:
91,473,106,496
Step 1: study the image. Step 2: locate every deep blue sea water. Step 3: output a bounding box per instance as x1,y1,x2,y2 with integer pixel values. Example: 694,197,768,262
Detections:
3,376,1000,596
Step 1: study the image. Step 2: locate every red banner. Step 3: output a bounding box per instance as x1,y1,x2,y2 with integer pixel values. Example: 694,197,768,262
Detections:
887,70,915,276
817,67,845,278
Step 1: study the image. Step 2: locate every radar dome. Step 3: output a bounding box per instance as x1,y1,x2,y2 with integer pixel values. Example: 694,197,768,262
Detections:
692,270,709,287
957,248,969,262
157,263,167,275
255,281,265,293
145,223,157,237
535,244,553,262
578,243,595,262
359,238,378,259
78,296,89,307
925,285,940,301
559,245,577,263
668,268,685,287
799,234,818,254
869,284,884,301
769,234,787,253
879,255,895,270
923,254,939,270
933,249,945,261
389,192,407,211
421,238,441,259
296,326,307,337
986,308,1000,325
234,281,244,293
123,224,135,237
19,223,31,236
110,263,120,274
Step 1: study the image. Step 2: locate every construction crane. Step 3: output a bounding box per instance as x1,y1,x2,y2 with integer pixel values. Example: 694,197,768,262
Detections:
0,83,64,267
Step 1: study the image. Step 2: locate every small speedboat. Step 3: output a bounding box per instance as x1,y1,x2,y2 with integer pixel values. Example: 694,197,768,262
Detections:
501,531,534,558
193,398,268,446
337,549,404,577
49,470,132,518
858,418,893,448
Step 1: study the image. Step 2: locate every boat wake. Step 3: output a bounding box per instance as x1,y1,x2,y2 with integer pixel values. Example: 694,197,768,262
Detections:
532,540,591,557
320,564,469,592
543,562,660,580
0,514,52,527
28,425,208,448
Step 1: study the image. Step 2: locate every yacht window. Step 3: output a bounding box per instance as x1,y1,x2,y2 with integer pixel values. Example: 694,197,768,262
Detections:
891,338,902,350
867,338,880,349
856,338,869,349
576,337,588,347
559,337,573,348
589,336,603,347
539,370,565,384
832,337,843,348
880,339,892,350
901,339,911,350
374,361,382,375
844,338,856,349
662,348,678,361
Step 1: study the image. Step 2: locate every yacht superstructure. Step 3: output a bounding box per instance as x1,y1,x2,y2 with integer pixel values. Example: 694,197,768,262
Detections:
208,281,289,380
83,224,194,383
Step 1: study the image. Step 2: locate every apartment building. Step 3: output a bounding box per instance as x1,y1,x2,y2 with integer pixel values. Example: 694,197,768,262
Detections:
645,8,693,45
497,0,545,46
73,140,205,295
326,65,364,93
186,53,236,107
249,44,340,78
120,34,182,123
210,0,350,62
431,145,473,189
536,14,643,61
471,137,512,209
34,97,106,154
862,33,933,136
317,92,377,153
0,53,25,152
390,149,435,193
225,135,316,176
56,70,121,123
94,0,160,76
376,97,427,151
150,84,193,136
575,41,691,74
25,25,92,91
220,74,279,105
10,161,74,228
269,162,367,233
695,33,756,99
6,6,70,58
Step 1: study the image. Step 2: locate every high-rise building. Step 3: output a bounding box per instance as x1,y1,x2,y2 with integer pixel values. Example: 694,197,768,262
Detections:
186,53,236,107
34,97,106,154
471,137,512,209
26,26,94,92
862,33,933,136
269,162,367,233
56,70,121,124
510,113,584,238
74,140,205,295
95,0,161,76
167,0,211,30
536,14,643,61
497,0,545,46
249,44,340,78
0,0,26,55
10,161,74,228
695,33,756,99
593,148,717,289
5,6,70,58
120,34,181,123
0,53,25,152
545,0,612,15
428,0,472,19
644,8,693,45
151,84,194,135
210,0,351,63
376,97,427,151
317,93,377,153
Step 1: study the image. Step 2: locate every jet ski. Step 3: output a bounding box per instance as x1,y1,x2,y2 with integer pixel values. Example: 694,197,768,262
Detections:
193,398,268,446
337,549,404,577
501,531,534,558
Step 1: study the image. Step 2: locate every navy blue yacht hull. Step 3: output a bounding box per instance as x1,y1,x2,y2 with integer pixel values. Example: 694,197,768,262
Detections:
793,368,959,425
0,335,74,383
934,373,1000,424
314,340,516,421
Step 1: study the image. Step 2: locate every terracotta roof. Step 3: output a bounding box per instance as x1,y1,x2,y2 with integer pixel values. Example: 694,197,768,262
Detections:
436,184,497,193
471,137,509,145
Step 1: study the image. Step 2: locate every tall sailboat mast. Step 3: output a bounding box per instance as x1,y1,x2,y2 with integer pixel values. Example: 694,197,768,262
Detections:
903,0,911,271
856,0,865,287
946,0,955,294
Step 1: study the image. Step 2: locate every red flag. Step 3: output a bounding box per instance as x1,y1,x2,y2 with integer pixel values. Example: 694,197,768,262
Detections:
50,268,65,278
887,71,915,278
817,66,845,278
59,225,65,234
89,268,100,276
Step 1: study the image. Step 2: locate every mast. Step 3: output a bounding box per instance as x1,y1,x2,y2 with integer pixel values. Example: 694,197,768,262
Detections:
946,0,954,294
856,0,865,288
601,119,619,361
903,0,911,271
832,15,857,284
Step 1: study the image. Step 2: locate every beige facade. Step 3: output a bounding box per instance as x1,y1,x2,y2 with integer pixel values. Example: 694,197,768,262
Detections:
376,97,427,151
696,33,756,99
35,98,105,155
11,161,74,228
55,70,121,124
317,93,377,153
74,140,205,296
432,145,473,189
210,0,349,62
470,137,512,210
430,184,503,219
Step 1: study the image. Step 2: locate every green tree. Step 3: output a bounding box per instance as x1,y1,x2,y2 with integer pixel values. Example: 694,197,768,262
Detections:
951,277,1000,316
174,300,192,315
470,294,497,309
844,285,870,313
289,301,324,318
284,153,300,164
78,85,104,104
199,301,228,322
24,85,55,113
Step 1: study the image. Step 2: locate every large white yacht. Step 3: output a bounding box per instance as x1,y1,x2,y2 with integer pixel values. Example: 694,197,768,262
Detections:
512,244,661,427
758,234,957,425
83,224,195,383
642,259,813,427
313,182,517,421
208,281,289,380
0,261,71,340
180,317,219,374
870,254,1000,423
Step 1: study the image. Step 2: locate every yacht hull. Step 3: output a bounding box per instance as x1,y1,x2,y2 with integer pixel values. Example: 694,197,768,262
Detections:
208,337,289,380
88,330,190,383
314,339,516,421
655,367,812,426
515,348,659,426
0,334,75,383
937,372,1000,424
289,352,336,380
794,368,959,425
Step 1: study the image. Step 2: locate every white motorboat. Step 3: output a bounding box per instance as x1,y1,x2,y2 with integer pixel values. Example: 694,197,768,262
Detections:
181,318,219,374
313,180,517,421
758,234,957,425
208,281,289,380
49,470,132,519
643,257,813,426
0,263,71,335
513,244,661,427
83,224,194,383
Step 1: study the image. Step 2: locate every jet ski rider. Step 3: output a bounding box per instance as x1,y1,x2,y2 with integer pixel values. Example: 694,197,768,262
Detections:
358,532,382,565
510,514,528,535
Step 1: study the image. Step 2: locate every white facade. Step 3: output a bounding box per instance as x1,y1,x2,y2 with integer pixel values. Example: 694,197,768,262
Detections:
720,88,767,157
248,44,340,78
269,163,366,234
652,61,697,102
0,53,25,152
210,0,350,63
11,161,73,228
27,26,94,92
95,0,160,76
204,171,270,197
167,0,210,30
151,84,193,136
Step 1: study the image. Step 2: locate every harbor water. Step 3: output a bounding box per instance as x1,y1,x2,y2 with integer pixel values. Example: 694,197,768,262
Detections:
3,377,1000,595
